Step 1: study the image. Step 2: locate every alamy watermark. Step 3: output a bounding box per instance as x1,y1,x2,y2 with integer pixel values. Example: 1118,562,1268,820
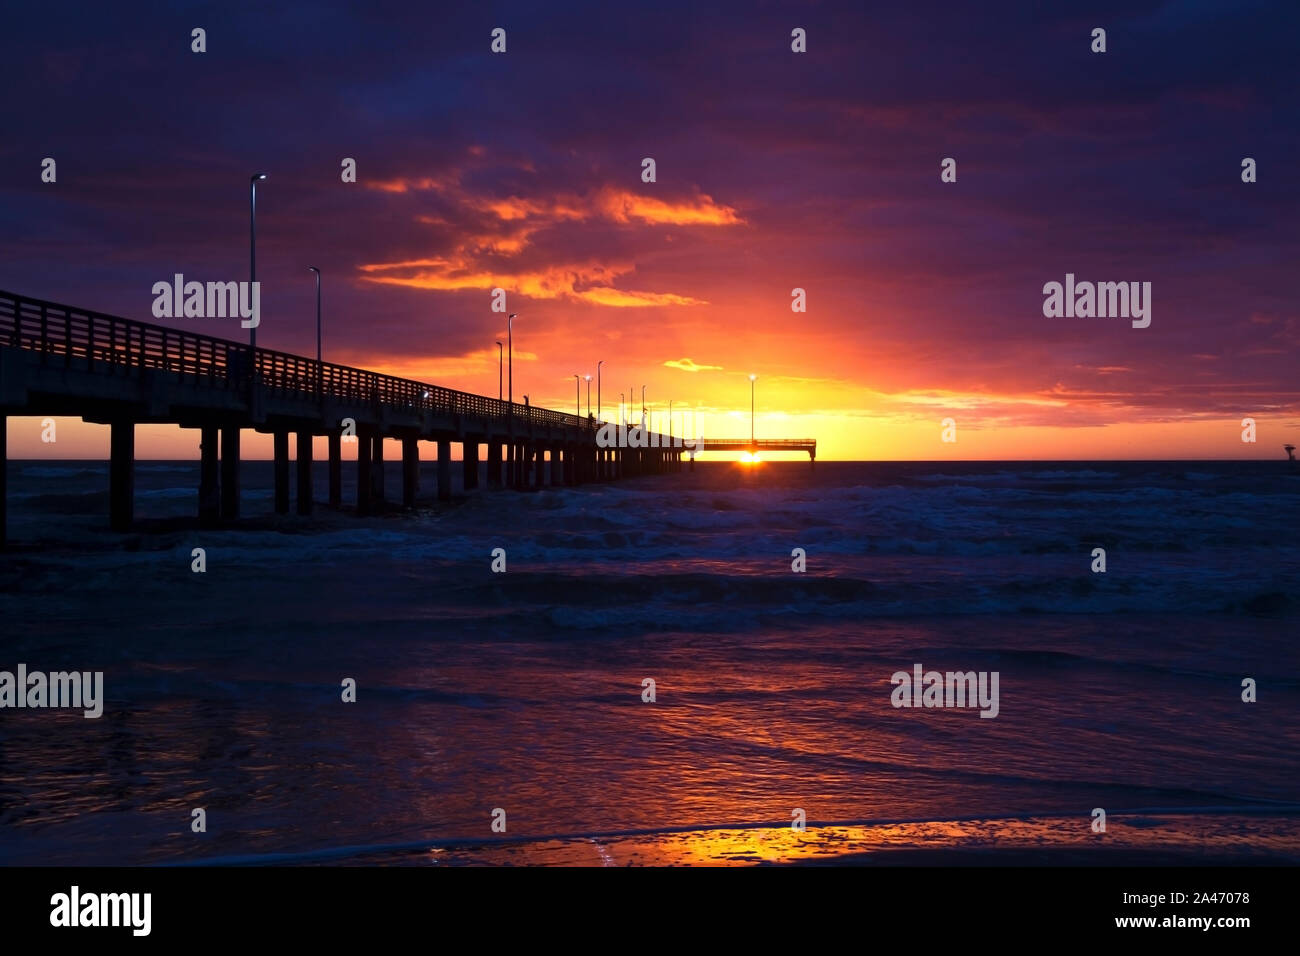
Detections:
595,408,703,450
50,886,150,936
0,664,103,718
1042,273,1150,329
151,274,260,328
890,663,999,718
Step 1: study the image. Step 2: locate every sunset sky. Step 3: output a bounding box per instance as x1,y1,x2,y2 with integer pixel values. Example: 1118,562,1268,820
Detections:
2,0,1297,460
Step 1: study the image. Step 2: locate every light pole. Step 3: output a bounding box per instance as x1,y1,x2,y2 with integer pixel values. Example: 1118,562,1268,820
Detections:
249,172,267,349
641,385,646,419
507,313,517,406
307,267,321,360
749,374,757,444
307,266,321,395
620,393,624,423
669,399,673,440
495,341,502,400
597,360,604,421
585,375,592,418
574,373,581,418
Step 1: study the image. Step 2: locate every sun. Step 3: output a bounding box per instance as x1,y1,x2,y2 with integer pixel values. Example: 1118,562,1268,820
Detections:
738,452,762,464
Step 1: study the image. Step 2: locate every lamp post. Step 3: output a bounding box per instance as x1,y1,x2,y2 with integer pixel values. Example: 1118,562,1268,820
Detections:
620,393,624,423
508,314,517,406
574,373,581,419
308,267,321,361
597,360,604,422
249,172,267,349
641,385,646,418
668,400,673,441
307,266,321,395
585,375,592,418
495,341,502,400
749,374,757,444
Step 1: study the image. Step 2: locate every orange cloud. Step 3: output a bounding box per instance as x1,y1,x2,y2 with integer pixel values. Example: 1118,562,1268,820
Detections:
664,357,724,372
359,259,704,306
469,187,743,227
594,188,743,226
360,158,741,308
369,175,453,194
574,288,704,307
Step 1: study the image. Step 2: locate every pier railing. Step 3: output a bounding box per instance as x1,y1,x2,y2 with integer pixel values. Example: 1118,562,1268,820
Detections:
0,290,592,431
696,438,817,449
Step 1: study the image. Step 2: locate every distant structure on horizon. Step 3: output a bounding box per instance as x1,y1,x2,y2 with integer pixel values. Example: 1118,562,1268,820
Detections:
1286,444,1296,462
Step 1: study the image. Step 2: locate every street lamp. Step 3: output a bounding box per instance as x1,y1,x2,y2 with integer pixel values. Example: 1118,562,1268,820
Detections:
619,392,624,423
749,374,757,444
306,267,319,361
495,341,502,400
585,375,592,418
641,385,646,418
507,313,517,406
574,373,581,419
249,172,267,348
668,399,673,440
597,360,604,421
307,266,321,395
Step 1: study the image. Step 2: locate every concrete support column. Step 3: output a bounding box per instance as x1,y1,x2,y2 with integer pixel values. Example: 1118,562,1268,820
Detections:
273,430,290,515
221,425,241,520
296,431,313,516
437,439,452,502
199,425,220,527
109,419,134,531
487,440,502,487
463,440,479,490
356,426,372,515
402,436,419,508
328,432,342,506
371,433,386,503
0,415,6,546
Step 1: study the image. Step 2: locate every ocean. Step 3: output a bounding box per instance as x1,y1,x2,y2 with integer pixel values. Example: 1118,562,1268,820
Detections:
1,459,1297,865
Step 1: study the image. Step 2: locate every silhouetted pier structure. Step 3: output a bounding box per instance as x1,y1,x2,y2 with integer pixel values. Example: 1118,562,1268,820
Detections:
0,290,688,543
689,438,817,467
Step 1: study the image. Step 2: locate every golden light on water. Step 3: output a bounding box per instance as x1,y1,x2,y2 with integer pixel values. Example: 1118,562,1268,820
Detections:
738,452,762,464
